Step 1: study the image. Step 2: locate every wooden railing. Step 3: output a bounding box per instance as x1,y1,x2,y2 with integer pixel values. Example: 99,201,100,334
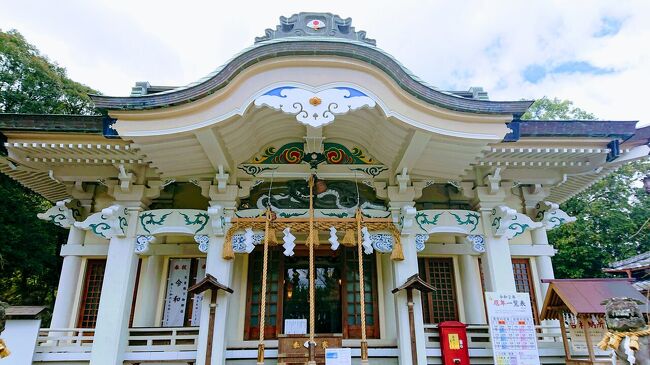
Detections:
423,324,565,349
423,324,617,365
35,327,199,354
35,328,94,353
127,327,199,352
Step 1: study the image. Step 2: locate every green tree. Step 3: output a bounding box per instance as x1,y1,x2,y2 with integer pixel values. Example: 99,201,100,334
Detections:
524,97,650,278
0,29,98,320
0,29,96,114
521,96,596,120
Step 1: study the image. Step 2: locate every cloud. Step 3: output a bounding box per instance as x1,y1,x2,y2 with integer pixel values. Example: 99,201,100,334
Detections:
523,65,547,84
0,0,648,125
594,17,624,37
523,61,616,84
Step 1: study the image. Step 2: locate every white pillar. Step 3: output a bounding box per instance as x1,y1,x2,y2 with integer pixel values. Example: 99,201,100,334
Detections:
393,234,427,365
479,210,516,292
196,234,233,365
89,208,141,365
132,255,164,327
50,226,84,329
531,228,555,298
459,254,486,324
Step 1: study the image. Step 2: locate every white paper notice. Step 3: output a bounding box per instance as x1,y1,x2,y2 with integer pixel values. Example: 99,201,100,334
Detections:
485,292,541,365
325,348,351,365
190,258,207,326
162,258,191,327
284,319,307,334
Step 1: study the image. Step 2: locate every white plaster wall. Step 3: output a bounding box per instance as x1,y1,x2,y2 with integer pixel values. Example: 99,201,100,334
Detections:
227,255,247,344
0,319,41,364
379,254,396,342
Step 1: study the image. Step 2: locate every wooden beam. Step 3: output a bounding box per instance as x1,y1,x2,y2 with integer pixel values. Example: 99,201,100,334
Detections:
194,128,233,173
394,130,432,174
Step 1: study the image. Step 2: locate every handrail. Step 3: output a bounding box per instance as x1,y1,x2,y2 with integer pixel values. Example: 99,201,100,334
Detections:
423,323,612,363
423,324,564,350
127,327,199,352
36,327,200,353
36,328,94,353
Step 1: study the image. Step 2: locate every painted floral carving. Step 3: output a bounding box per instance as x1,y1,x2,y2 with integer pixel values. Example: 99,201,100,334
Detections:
248,142,375,165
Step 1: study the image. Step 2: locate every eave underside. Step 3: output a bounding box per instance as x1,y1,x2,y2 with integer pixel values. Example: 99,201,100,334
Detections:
0,114,647,203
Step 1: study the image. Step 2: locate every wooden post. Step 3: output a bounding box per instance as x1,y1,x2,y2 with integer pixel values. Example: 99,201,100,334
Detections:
392,274,435,365
406,288,417,365
558,313,573,362
205,292,218,365
187,274,233,365
580,315,596,363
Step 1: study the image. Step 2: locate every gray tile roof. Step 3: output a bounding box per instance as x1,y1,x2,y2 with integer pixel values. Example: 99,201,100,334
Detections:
0,114,103,134
90,37,533,115
606,252,650,272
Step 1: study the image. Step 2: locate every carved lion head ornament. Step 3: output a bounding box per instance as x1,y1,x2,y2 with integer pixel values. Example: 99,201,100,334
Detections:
602,297,648,332
598,297,650,365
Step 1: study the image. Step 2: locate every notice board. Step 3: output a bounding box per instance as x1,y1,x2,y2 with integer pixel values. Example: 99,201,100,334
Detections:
485,292,541,365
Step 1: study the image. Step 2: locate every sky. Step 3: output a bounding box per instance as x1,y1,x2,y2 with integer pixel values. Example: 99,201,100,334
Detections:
1,0,650,125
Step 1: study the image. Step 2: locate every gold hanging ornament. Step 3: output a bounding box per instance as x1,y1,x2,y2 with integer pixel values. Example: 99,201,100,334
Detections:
0,339,9,359
306,230,320,246
222,222,237,260
341,229,356,247
267,227,279,245
390,235,404,261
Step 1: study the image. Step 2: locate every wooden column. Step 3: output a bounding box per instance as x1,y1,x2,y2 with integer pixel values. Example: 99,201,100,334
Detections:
188,274,233,365
392,274,435,365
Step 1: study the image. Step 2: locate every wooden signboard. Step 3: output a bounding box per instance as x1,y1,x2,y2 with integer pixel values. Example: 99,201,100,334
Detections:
278,334,342,365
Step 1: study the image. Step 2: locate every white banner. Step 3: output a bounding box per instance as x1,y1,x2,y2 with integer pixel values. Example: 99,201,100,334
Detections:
162,258,191,327
485,292,541,365
190,258,207,326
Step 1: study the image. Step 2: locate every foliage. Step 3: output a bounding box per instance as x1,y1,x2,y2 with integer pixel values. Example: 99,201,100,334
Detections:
521,96,596,120
524,97,650,278
0,175,67,311
0,29,97,114
0,29,98,322
549,161,650,278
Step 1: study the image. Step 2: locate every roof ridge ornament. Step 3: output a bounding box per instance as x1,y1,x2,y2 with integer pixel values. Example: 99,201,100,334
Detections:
255,12,376,45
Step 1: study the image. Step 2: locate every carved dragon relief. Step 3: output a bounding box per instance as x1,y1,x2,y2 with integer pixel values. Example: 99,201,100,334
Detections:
37,199,83,228
491,205,543,239
74,205,129,239
535,201,577,230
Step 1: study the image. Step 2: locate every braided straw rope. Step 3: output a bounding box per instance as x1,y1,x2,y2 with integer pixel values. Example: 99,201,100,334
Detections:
308,177,316,364
597,327,650,352
256,211,271,364
356,209,369,362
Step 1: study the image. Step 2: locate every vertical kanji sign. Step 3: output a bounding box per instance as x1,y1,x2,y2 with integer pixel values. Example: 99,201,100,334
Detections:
485,292,541,365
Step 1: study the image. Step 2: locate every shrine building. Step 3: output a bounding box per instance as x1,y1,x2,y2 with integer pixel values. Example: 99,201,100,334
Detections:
1,12,648,365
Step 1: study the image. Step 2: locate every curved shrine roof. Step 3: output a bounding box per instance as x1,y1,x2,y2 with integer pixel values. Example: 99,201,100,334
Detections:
90,12,533,115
